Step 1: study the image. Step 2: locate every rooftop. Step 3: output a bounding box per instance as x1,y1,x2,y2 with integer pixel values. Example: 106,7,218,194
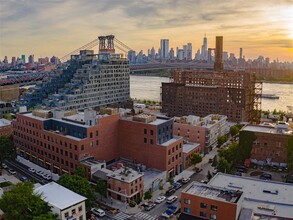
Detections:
0,118,11,127
182,181,242,203
107,167,143,183
209,173,293,218
242,124,292,135
161,135,182,146
183,143,200,153
34,182,87,210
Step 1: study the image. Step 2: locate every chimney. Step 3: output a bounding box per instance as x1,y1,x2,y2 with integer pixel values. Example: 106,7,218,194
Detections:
214,36,223,71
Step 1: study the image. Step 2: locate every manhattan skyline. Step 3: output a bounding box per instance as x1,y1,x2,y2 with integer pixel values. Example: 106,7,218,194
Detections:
1,0,293,61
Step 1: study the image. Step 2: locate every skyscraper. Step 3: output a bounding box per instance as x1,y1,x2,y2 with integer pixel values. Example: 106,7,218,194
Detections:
201,35,208,60
21,54,26,64
239,48,243,59
214,36,223,71
160,39,169,60
28,54,34,64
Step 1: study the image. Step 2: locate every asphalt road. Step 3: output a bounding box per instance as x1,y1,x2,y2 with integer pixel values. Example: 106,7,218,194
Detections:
4,160,50,185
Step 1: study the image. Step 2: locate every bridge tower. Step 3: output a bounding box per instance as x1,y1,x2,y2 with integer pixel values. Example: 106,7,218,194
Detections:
98,35,115,54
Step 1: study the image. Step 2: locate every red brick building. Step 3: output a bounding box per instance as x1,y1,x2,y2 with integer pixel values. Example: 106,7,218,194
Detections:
241,123,293,163
0,119,12,137
12,109,183,180
107,167,144,203
181,181,242,220
119,114,183,179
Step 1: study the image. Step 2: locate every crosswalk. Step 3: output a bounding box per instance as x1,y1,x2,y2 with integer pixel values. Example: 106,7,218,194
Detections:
112,212,131,220
133,212,157,220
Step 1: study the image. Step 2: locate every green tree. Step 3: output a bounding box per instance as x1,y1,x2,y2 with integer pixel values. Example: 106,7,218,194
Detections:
144,190,152,201
217,157,231,174
3,113,13,120
212,155,218,167
230,125,240,137
168,178,174,185
95,178,107,200
0,182,55,220
0,135,15,175
58,174,96,208
190,153,202,167
217,135,228,147
74,165,86,178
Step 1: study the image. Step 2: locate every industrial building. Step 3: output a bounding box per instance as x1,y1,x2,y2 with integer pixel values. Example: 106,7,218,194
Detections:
181,173,293,220
161,36,262,123
20,35,130,111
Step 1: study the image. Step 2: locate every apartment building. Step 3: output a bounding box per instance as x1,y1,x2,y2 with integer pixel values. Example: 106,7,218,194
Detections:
240,123,293,163
174,114,229,153
119,114,183,179
12,108,120,176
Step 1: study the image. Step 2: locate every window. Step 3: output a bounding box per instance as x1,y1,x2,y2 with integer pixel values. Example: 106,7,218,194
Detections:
200,203,207,208
81,145,84,150
210,214,217,219
200,211,207,218
183,207,190,213
78,206,82,212
168,149,171,155
90,132,93,138
150,139,154,145
96,131,99,136
144,138,147,144
79,216,83,220
184,199,191,204
144,129,147,134
150,130,154,135
64,212,69,218
211,205,217,211
72,209,76,214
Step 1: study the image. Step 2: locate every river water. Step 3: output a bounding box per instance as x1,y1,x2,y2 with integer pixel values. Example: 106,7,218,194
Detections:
130,75,293,112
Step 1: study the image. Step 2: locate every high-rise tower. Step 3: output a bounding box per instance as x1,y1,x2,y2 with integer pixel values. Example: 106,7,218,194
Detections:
214,36,223,71
160,39,169,60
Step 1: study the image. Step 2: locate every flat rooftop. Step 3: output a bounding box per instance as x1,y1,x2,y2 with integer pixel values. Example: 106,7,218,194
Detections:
242,125,292,135
183,143,200,153
209,173,293,218
107,167,143,183
161,135,182,146
0,118,11,127
182,181,242,203
34,182,86,210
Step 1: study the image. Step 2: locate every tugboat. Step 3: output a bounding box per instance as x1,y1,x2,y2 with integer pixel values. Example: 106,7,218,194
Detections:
261,94,279,99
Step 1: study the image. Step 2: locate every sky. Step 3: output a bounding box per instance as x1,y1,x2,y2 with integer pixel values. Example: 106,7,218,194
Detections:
0,0,293,62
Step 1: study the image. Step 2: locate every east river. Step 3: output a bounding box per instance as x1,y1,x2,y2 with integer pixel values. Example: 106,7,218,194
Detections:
130,75,293,112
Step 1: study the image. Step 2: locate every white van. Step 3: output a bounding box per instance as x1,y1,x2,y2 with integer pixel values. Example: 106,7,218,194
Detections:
91,208,106,217
166,195,178,204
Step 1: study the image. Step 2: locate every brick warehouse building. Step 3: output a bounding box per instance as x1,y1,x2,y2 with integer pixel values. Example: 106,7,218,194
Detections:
162,70,262,123
12,109,183,179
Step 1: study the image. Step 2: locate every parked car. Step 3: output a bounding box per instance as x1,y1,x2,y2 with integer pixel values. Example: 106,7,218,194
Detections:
28,167,36,173
201,179,208,184
42,174,52,180
172,182,182,190
155,196,166,204
2,163,7,169
233,171,242,176
181,177,191,184
8,169,16,175
144,203,156,211
260,173,272,180
165,188,175,196
166,195,178,204
36,170,44,176
20,176,28,182
208,158,213,163
161,205,177,218
91,208,105,217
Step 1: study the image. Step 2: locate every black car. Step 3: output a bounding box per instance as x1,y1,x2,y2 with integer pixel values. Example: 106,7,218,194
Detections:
165,188,175,196
233,171,242,176
260,173,272,180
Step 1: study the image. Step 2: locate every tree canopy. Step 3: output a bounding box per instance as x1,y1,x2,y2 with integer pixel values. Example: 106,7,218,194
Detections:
95,178,107,199
58,174,96,208
190,153,202,167
0,135,15,173
217,157,231,174
217,135,228,147
0,182,55,220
